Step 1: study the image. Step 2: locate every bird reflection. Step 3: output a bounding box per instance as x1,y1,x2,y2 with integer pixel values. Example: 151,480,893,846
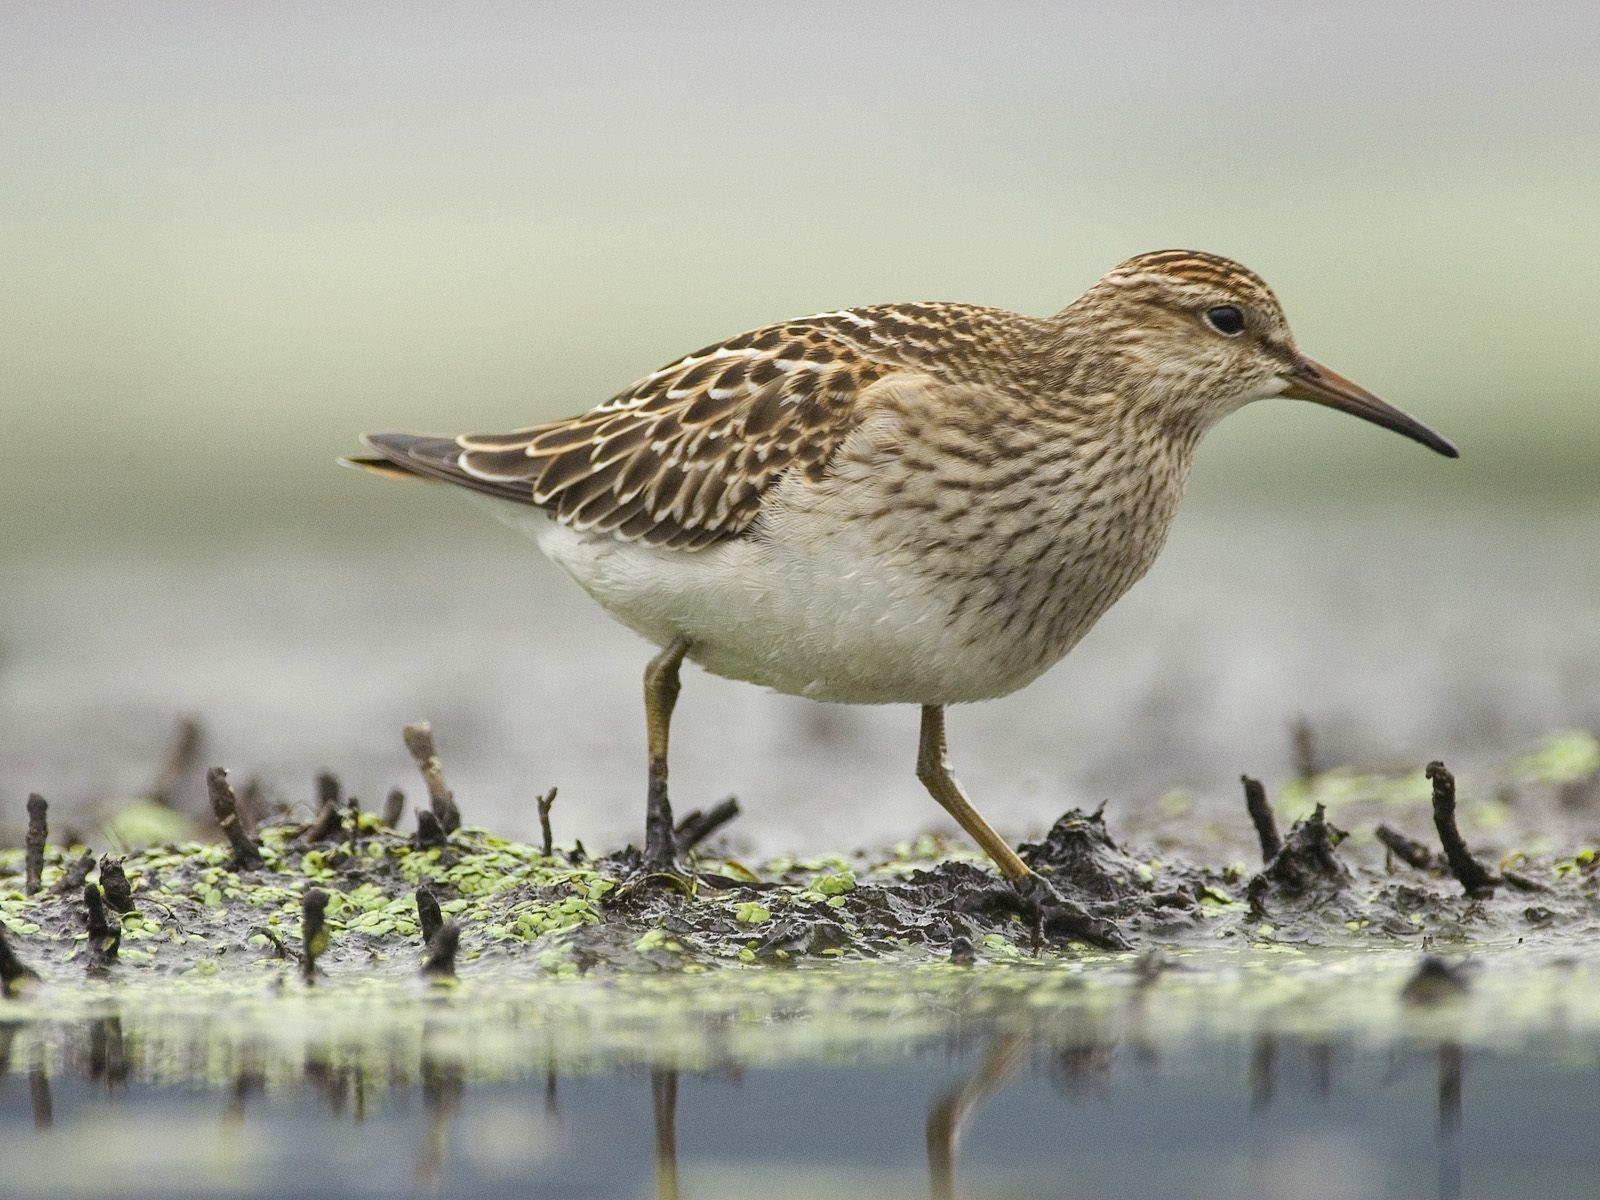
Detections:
652,1068,680,1200
926,1036,1026,1200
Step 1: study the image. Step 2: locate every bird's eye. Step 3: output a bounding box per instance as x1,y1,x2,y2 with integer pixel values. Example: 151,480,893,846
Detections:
1204,305,1245,336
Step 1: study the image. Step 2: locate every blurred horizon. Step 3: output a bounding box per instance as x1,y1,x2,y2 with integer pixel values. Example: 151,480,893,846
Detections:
3,2,1598,560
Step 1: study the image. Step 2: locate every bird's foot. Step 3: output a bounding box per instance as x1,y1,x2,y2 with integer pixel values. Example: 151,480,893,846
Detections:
634,828,689,884
636,831,687,883
610,850,695,902
1009,872,1132,951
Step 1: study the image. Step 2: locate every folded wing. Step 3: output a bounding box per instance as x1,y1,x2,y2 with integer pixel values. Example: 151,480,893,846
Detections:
360,316,909,550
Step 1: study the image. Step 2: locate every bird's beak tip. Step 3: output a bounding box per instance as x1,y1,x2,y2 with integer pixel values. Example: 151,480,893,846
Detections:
1284,355,1458,461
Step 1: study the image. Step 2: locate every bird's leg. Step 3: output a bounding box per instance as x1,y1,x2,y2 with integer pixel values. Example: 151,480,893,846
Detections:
915,704,1032,880
642,637,690,871
916,705,1131,950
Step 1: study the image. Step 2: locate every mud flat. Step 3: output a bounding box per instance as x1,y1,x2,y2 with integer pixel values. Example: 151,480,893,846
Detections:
3,728,1599,1198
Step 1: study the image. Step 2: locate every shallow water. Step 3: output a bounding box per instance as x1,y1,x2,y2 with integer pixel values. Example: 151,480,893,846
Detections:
11,1044,1590,1199
5,950,1600,1199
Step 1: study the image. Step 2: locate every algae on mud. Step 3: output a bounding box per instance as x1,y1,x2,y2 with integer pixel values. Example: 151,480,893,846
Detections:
0,731,1597,985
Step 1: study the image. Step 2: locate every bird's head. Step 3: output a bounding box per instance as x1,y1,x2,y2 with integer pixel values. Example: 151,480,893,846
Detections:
1058,249,1457,458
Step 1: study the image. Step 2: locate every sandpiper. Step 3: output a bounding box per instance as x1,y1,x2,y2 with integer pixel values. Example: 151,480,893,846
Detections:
346,250,1456,915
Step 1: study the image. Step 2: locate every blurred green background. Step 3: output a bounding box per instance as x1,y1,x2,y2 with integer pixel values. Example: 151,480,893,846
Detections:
3,1,1596,561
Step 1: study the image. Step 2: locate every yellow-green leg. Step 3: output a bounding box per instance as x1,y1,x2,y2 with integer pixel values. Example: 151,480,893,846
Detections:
915,704,1033,880
918,705,1130,950
643,637,690,870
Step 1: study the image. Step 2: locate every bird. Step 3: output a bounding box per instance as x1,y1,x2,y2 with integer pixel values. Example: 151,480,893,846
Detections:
345,249,1456,921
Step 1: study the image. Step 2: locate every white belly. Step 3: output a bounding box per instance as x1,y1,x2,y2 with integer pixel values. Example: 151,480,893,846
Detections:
525,512,1037,704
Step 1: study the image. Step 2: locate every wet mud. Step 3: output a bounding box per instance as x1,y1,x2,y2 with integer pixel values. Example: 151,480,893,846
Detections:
2,727,1597,984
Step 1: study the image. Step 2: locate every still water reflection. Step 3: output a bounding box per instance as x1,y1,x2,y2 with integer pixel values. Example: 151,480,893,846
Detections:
4,968,1598,1200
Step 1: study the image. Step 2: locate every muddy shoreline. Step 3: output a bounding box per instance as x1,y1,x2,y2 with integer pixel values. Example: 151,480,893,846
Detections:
3,730,1596,986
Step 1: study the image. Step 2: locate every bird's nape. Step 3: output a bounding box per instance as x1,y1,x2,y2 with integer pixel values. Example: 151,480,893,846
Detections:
1281,355,1459,458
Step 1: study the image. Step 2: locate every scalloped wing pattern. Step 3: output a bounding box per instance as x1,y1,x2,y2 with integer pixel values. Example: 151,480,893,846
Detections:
429,303,1018,549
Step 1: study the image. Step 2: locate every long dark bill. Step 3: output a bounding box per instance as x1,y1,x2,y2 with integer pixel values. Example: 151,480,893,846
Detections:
1282,355,1458,458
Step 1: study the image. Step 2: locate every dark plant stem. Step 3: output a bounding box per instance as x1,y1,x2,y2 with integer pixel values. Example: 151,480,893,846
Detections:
421,921,460,979
1240,776,1282,863
537,788,558,858
675,797,742,853
207,767,265,870
84,884,120,968
403,722,461,834
1426,762,1497,897
24,794,47,896
414,809,448,850
1376,824,1443,872
301,888,330,983
98,855,136,915
416,887,444,943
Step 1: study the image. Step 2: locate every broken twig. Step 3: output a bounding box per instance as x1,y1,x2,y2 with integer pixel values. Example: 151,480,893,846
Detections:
301,889,330,983
208,767,265,870
97,855,135,915
301,799,342,843
403,722,461,834
414,809,449,850
1376,823,1444,872
55,850,93,896
381,788,405,829
416,887,444,944
675,797,742,852
1426,762,1497,897
1240,776,1282,863
24,794,47,896
1247,804,1351,910
537,788,558,858
421,921,460,980
84,884,120,968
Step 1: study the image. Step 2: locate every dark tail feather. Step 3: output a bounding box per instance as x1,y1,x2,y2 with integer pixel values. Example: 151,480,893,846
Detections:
339,454,422,481
341,432,534,504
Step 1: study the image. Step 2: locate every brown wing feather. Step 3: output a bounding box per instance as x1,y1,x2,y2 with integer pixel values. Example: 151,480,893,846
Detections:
357,301,1033,549
367,322,907,549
